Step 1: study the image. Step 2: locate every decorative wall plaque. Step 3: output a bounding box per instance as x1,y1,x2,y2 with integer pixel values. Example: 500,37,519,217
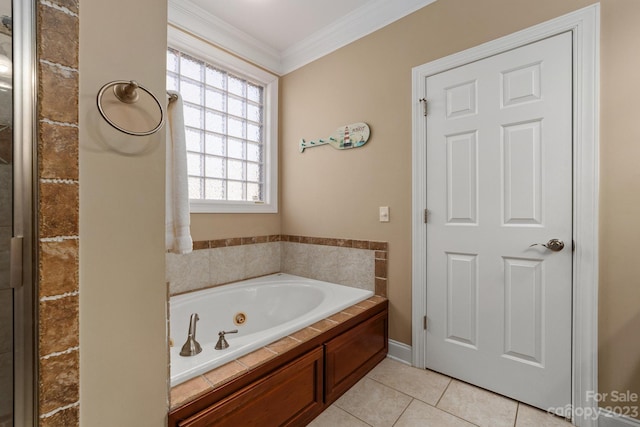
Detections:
300,122,370,153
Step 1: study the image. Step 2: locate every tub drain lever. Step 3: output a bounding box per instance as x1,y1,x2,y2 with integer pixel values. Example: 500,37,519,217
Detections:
215,329,238,350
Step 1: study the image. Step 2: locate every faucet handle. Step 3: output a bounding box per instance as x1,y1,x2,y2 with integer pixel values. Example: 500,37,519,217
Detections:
215,330,238,350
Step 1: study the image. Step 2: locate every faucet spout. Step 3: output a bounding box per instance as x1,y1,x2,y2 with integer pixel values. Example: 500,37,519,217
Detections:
179,313,202,357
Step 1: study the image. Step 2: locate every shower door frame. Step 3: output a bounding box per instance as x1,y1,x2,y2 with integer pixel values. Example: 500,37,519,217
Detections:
11,0,37,424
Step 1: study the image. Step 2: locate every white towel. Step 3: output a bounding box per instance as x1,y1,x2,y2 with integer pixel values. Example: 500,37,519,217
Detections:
166,91,193,254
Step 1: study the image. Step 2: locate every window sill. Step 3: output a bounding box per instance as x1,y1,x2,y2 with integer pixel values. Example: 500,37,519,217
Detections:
189,200,278,214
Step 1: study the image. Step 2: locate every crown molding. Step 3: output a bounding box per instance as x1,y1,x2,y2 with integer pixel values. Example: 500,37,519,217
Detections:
168,0,438,75
280,0,437,74
168,0,282,74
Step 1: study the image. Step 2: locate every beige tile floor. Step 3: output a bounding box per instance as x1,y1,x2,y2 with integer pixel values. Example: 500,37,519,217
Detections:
308,358,573,427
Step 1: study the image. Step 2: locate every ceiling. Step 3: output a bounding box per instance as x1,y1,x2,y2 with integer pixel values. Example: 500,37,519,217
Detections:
169,0,437,75
190,0,375,53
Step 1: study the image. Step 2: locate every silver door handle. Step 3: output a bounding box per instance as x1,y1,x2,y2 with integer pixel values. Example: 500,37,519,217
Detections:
529,239,565,252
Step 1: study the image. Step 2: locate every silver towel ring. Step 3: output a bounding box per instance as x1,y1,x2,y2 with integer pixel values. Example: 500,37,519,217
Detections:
97,80,165,136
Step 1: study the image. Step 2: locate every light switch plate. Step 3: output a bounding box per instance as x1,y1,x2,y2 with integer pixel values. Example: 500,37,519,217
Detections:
379,206,390,222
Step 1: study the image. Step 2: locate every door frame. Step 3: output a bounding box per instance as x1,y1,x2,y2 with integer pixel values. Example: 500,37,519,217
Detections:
411,5,599,426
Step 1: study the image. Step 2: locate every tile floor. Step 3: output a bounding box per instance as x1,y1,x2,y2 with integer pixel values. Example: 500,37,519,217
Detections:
308,358,573,427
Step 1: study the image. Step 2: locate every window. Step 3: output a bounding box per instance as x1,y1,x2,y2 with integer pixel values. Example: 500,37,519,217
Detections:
167,27,278,213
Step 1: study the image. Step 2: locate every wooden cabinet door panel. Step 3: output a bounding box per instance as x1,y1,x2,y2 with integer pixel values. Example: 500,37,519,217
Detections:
179,347,323,427
325,311,388,403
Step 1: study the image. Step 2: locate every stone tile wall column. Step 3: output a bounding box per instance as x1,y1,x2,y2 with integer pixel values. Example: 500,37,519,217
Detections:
36,0,80,425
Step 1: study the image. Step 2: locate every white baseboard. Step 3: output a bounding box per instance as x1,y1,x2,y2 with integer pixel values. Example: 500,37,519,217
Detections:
598,409,640,427
387,339,412,365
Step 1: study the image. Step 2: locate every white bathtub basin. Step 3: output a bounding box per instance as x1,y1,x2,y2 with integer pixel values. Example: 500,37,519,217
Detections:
169,273,373,386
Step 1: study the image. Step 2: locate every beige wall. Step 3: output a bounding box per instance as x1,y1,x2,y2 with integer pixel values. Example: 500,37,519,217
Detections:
78,0,169,425
599,0,640,408
281,0,640,415
190,213,280,240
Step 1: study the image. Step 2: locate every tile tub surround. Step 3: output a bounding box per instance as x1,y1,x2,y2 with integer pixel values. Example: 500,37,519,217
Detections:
169,295,387,410
37,0,81,425
166,234,388,296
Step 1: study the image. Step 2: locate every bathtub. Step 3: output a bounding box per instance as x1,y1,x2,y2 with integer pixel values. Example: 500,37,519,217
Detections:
169,273,373,386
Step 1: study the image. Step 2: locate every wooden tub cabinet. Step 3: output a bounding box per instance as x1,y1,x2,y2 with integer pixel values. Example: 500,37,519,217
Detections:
169,300,388,427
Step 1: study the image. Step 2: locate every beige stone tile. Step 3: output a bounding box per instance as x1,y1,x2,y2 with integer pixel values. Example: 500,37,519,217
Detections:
367,295,387,304
367,358,450,405
166,250,210,295
370,241,388,251
39,239,79,298
516,403,573,427
39,181,79,238
203,361,247,389
245,242,280,279
225,237,243,247
309,318,338,332
335,377,412,427
192,240,209,250
39,405,79,427
39,61,78,124
356,299,377,307
375,258,387,279
170,376,212,409
266,336,300,354
39,295,79,356
39,122,79,180
43,0,78,14
375,278,388,297
307,244,340,283
290,327,322,343
281,242,310,277
308,405,370,427
352,240,370,249
38,349,79,414
342,304,368,316
395,399,475,427
336,248,375,291
237,347,277,369
328,311,353,324
38,6,78,71
335,239,354,247
211,246,246,285
437,380,518,427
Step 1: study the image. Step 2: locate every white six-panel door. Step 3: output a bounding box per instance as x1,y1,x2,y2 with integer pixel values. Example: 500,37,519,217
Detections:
425,31,573,410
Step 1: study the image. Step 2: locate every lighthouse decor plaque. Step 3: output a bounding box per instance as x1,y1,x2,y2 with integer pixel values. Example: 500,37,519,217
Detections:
299,122,371,153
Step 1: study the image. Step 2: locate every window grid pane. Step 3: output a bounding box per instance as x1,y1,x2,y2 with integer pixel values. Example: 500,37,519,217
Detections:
168,48,265,202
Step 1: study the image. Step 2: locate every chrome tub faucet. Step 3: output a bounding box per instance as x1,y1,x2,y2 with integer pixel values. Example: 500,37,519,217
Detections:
179,313,202,357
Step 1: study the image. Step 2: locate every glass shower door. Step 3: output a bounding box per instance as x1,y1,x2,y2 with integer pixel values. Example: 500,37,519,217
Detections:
0,0,12,425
